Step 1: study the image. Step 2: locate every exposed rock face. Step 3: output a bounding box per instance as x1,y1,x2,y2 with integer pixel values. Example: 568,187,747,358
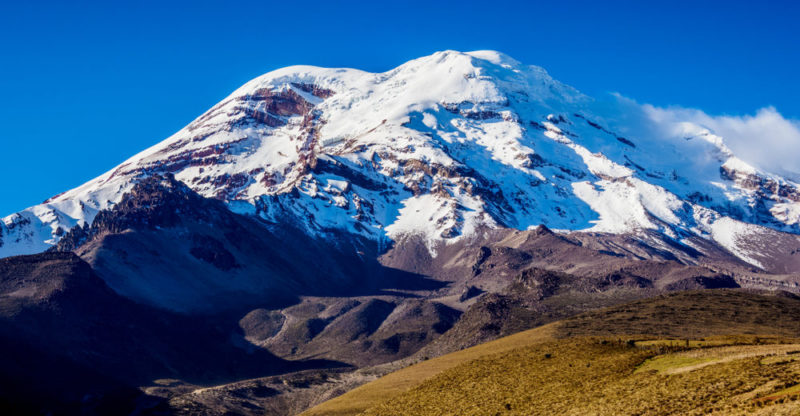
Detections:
189,234,238,270
3,50,800,274
2,171,799,415
720,165,800,202
55,174,213,249
51,174,392,313
2,50,800,415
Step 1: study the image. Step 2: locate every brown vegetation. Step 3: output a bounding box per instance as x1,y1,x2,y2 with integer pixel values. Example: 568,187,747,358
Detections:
363,337,800,415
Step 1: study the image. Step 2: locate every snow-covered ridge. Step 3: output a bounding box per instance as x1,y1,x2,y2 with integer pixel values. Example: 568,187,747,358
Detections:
2,50,799,267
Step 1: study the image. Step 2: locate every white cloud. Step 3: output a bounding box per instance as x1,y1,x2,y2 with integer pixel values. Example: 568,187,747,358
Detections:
604,95,800,181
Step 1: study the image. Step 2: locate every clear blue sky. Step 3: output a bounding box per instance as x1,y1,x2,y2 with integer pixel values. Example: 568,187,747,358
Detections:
1,0,798,215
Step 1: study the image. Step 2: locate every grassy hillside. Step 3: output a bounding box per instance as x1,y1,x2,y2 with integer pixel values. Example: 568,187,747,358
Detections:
301,324,557,416
555,289,800,338
364,336,800,415
303,290,800,415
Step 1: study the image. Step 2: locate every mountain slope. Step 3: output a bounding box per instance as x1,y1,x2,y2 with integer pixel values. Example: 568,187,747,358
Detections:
51,173,390,313
3,50,800,415
362,336,800,416
3,50,800,272
304,289,800,416
23,174,783,415
0,252,345,415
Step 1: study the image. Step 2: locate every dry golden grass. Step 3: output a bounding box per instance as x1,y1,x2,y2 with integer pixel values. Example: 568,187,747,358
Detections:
637,343,800,374
300,323,557,416
762,352,800,365
362,337,800,416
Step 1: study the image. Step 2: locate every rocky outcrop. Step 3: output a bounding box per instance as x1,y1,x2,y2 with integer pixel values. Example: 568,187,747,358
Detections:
720,165,800,205
54,174,222,251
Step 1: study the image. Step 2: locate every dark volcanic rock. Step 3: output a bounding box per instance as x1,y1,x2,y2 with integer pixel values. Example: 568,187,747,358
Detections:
55,174,224,251
459,285,484,302
664,274,740,291
190,234,238,270
50,173,436,314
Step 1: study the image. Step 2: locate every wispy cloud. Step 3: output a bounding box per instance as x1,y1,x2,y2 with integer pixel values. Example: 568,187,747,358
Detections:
606,95,800,181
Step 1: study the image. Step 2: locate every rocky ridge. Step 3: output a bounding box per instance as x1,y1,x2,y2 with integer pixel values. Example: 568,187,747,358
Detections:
2,50,799,272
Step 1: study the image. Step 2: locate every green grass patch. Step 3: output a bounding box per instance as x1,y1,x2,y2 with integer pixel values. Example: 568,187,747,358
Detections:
761,352,800,365
758,383,800,402
635,355,715,374
635,339,729,348
638,344,800,375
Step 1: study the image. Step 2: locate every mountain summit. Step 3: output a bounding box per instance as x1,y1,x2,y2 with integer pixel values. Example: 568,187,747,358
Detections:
2,50,800,269
3,50,800,415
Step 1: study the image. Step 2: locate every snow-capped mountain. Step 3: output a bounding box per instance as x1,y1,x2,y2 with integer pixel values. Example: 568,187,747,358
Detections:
3,50,800,268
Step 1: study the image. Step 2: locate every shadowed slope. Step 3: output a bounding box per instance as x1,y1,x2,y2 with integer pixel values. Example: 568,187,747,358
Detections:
0,252,343,415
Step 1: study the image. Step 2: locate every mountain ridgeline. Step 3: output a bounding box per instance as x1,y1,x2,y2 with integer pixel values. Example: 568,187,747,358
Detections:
0,50,799,415
3,50,800,270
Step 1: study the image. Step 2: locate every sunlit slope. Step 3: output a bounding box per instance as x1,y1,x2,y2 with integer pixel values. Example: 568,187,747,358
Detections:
304,290,800,416
364,336,800,416
301,323,557,416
